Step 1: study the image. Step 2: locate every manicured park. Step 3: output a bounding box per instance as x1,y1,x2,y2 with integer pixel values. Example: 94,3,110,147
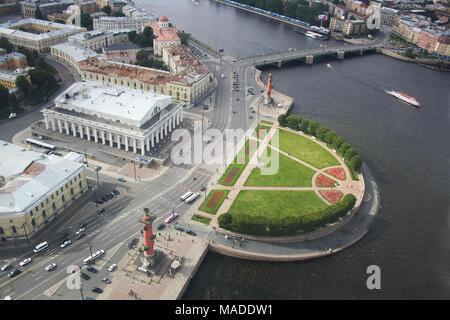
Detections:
198,189,230,215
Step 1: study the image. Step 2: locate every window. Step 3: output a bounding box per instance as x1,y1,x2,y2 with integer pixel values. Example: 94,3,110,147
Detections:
62,195,65,202
79,181,82,188
52,203,56,210
51,194,54,200
11,226,16,234
56,190,59,196
42,210,46,218
31,219,36,227
61,187,63,193
71,188,74,195
0,227,3,235
35,206,39,213
70,180,72,185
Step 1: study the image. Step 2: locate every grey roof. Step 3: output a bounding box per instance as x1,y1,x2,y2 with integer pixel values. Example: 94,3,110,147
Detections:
0,141,42,179
103,43,140,52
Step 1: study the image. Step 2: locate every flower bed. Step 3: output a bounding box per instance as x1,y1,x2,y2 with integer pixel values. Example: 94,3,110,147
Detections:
316,174,336,187
320,190,344,204
325,167,346,180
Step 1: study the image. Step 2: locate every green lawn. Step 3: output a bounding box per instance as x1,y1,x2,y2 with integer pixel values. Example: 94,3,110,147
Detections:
198,189,230,214
191,214,211,225
227,190,328,219
260,120,273,125
219,139,258,186
244,147,315,187
253,124,271,140
273,129,340,169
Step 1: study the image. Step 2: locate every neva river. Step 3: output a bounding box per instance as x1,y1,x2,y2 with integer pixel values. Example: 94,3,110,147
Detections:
135,0,450,299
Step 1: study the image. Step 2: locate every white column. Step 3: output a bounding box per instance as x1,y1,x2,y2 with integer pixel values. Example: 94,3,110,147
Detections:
160,126,164,139
141,140,145,156
51,118,56,131
133,138,137,153
64,121,69,135
72,123,77,137
146,137,150,151
79,124,83,139
125,136,129,151
151,132,155,148
176,111,180,125
180,110,183,122
94,128,98,143
117,134,121,149
86,127,91,141
156,129,160,143
101,131,105,144
57,119,63,133
164,121,168,136
169,118,172,132
173,114,176,128
44,117,49,130
109,132,113,147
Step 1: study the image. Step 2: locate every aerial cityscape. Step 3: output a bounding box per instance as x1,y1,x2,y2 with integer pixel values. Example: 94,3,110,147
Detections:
0,0,448,306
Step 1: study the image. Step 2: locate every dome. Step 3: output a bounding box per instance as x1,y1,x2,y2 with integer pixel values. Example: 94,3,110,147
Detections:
158,16,168,22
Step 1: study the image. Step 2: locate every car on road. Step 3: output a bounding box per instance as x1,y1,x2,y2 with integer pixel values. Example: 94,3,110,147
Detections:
108,264,117,272
60,240,71,248
94,166,102,171
80,272,90,280
79,223,87,229
118,177,126,182
96,199,104,205
1,264,12,272
77,232,86,240
174,225,185,232
45,263,57,271
186,230,197,236
92,287,103,293
128,238,138,249
157,223,165,231
87,266,97,273
96,208,105,215
19,258,32,267
232,111,237,114
75,228,85,235
101,277,111,284
8,269,21,278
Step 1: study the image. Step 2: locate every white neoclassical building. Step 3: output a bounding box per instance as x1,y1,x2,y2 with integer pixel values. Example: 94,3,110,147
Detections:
41,81,184,156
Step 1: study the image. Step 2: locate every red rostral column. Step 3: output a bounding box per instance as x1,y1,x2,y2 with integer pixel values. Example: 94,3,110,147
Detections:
265,73,273,102
140,208,156,258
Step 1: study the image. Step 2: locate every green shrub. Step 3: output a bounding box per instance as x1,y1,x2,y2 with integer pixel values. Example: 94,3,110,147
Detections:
339,142,350,155
308,121,319,136
300,119,310,133
350,155,362,172
332,136,345,149
286,115,302,130
278,114,287,126
344,148,357,162
316,126,329,141
324,130,337,145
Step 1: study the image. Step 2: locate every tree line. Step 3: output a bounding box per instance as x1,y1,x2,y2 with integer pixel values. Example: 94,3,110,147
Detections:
277,114,362,173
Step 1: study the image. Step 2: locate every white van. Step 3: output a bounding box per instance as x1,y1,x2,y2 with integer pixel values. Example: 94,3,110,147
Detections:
221,74,225,79
184,192,200,204
180,191,194,201
33,241,48,253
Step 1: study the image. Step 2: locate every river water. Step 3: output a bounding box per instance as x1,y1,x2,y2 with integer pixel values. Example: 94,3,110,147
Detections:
135,0,450,299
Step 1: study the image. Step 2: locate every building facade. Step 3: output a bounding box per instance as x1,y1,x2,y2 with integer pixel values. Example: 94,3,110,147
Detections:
51,42,98,71
0,141,87,240
343,19,367,35
41,81,184,156
145,16,181,56
0,52,27,71
329,16,345,32
93,16,150,32
0,3,20,17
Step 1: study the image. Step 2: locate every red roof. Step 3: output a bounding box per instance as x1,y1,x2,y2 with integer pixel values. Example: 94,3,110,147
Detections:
159,16,168,22
145,22,180,42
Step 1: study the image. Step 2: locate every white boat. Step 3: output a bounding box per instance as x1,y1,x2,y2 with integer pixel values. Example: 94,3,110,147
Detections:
385,90,421,108
305,31,318,39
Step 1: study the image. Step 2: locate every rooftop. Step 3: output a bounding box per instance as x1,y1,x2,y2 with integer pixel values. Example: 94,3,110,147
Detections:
51,42,98,63
53,81,173,128
0,140,85,216
145,22,180,42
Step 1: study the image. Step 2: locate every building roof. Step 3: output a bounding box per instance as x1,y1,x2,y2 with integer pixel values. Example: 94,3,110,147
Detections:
53,81,173,128
0,71,19,82
0,141,85,216
102,43,140,52
164,44,211,76
51,42,98,63
145,22,180,42
159,16,169,22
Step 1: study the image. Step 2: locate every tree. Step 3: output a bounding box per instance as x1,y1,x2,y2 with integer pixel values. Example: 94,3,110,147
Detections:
54,19,66,24
350,155,362,172
308,121,319,136
338,142,350,155
35,8,43,20
278,114,287,126
81,13,93,31
332,136,345,149
324,130,337,144
136,49,149,62
316,126,329,141
16,76,30,96
143,26,154,38
0,37,13,53
300,119,310,132
344,148,357,162
218,213,232,229
286,115,302,130
178,31,191,46
102,5,112,16
128,30,137,43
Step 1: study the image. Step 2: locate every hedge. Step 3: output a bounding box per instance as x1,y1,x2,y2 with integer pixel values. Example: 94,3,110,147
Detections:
218,194,357,236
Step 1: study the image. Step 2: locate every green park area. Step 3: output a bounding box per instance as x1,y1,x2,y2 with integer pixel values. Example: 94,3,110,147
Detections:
253,124,271,140
260,120,273,125
274,129,340,169
198,189,230,215
244,147,315,187
191,214,211,225
227,190,328,219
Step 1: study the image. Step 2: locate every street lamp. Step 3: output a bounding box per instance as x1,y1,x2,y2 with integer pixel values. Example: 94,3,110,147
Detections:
22,222,29,243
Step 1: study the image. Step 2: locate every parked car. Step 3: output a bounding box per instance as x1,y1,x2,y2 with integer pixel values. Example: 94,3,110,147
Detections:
96,199,104,205
174,225,185,232
112,190,120,196
96,208,105,215
8,269,21,278
77,233,86,240
1,264,12,272
186,229,197,236
94,166,102,171
87,266,97,273
157,223,165,231
79,223,87,229
108,264,117,272
128,238,138,249
92,287,103,293
75,228,85,235
60,240,71,248
45,263,57,271
80,272,90,280
101,277,111,284
118,177,126,182
19,258,32,267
